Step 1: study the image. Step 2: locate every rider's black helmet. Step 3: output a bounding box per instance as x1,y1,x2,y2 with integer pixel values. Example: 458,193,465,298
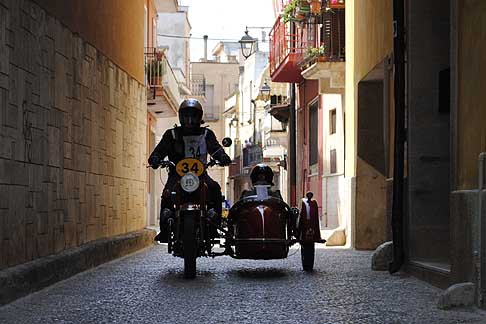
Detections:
250,164,274,186
179,98,203,128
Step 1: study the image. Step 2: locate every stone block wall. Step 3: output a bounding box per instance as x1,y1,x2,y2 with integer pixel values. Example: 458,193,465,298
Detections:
0,0,147,270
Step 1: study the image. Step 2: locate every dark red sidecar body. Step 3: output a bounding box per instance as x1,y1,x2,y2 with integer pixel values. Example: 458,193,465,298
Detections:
227,197,291,259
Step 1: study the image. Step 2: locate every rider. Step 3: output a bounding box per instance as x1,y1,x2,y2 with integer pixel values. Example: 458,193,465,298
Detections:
148,98,232,242
240,163,283,201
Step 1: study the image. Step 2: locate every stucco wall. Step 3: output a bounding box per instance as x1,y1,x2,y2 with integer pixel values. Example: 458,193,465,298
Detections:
147,0,158,50
345,0,393,248
345,0,393,178
30,0,145,83
457,0,486,190
191,61,239,196
0,0,147,269
158,11,191,84
355,81,388,249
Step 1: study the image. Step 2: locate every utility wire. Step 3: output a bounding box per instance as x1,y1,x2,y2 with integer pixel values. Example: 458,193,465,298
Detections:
157,33,269,42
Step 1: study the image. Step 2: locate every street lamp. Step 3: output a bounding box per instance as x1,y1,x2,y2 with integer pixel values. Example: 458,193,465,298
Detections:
239,29,257,59
230,116,239,128
259,81,271,102
250,81,273,144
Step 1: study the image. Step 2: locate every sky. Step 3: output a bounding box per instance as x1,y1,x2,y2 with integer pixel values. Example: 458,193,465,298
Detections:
178,0,276,61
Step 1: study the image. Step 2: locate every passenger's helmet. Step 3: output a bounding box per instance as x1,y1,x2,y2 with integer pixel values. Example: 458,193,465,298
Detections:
179,98,203,128
250,164,274,186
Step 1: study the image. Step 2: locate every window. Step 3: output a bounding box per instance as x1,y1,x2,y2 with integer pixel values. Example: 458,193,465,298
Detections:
204,85,218,121
329,109,337,134
330,149,337,174
309,100,319,167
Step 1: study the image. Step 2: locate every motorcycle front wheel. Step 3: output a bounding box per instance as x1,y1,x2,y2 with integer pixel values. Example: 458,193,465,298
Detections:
183,211,197,279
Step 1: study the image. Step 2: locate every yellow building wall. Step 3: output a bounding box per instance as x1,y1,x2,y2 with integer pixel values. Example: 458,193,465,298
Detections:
346,0,393,248
457,0,486,190
147,0,158,50
345,0,393,177
32,0,145,83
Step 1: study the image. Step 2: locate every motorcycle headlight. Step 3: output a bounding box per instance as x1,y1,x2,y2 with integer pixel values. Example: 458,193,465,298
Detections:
180,172,200,193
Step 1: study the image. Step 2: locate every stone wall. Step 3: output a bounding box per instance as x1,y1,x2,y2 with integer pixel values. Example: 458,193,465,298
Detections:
0,0,147,270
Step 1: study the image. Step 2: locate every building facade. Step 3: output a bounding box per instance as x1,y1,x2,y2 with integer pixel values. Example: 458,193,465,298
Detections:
270,0,347,243
0,0,147,269
190,42,240,198
349,0,486,308
145,0,193,228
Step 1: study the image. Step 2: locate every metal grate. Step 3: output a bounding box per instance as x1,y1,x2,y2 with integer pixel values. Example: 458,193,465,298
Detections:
191,74,206,97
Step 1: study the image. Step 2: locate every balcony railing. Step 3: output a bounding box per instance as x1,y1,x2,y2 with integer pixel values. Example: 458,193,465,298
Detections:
320,9,345,61
144,48,181,106
242,144,263,168
269,17,307,82
270,2,345,80
204,105,220,121
191,74,206,97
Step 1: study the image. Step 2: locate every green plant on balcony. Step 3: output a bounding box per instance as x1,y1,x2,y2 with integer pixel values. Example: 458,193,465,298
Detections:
281,0,298,23
304,45,328,62
145,60,165,85
296,0,310,18
281,0,310,23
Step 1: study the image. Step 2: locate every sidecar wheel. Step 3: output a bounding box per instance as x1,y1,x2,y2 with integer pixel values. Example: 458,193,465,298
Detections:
301,242,315,272
183,212,197,279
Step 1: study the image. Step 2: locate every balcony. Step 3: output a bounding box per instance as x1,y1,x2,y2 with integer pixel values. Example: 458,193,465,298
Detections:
191,74,206,97
204,106,220,122
270,1,345,85
144,48,181,116
269,17,305,83
300,8,345,86
242,144,263,168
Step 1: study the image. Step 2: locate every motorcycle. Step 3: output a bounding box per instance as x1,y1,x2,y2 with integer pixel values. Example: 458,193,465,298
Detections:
149,138,233,278
150,137,325,278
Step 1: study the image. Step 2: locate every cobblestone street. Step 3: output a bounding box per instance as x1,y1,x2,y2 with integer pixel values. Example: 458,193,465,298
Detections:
1,245,485,324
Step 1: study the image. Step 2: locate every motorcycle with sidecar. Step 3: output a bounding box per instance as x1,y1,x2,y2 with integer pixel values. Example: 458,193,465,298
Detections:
149,137,325,278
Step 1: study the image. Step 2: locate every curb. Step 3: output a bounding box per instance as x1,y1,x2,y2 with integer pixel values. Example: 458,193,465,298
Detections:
0,229,156,306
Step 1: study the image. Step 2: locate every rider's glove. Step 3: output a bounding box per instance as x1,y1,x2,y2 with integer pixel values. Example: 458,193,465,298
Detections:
218,153,232,166
148,154,161,169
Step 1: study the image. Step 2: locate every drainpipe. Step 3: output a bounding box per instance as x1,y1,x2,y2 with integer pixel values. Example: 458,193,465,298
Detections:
289,83,297,205
203,35,208,61
289,21,297,206
389,0,406,274
478,152,486,306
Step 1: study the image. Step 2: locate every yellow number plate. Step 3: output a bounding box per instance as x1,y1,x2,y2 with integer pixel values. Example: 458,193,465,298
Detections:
176,158,204,177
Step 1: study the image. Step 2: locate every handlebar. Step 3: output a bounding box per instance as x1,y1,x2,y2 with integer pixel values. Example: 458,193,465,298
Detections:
146,160,175,169
148,159,232,169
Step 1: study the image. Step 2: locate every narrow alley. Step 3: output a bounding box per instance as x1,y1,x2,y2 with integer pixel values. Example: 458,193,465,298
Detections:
1,246,485,324
1,0,486,321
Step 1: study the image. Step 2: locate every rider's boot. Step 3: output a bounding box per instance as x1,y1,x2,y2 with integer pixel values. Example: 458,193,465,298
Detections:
207,208,221,239
154,208,174,242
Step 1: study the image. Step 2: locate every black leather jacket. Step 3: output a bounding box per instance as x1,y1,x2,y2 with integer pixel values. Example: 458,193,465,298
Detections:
148,126,229,175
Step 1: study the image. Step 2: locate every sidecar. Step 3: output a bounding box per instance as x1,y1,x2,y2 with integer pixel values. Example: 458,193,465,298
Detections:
223,189,325,271
226,195,294,260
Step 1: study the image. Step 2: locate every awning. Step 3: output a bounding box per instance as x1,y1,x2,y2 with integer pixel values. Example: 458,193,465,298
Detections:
269,103,290,123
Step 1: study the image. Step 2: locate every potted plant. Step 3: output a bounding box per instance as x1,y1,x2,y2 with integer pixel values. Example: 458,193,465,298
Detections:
308,0,321,15
304,45,328,64
329,0,345,9
296,0,310,17
145,60,165,86
281,0,298,23
281,0,311,23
